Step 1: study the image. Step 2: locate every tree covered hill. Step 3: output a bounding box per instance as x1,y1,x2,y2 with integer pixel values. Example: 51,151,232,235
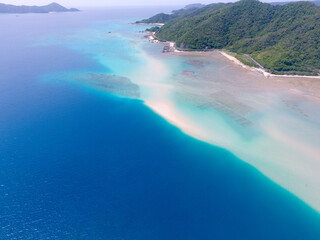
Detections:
136,3,216,24
141,0,320,75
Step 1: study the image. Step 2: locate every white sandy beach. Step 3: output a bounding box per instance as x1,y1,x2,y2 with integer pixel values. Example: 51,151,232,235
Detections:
219,51,320,79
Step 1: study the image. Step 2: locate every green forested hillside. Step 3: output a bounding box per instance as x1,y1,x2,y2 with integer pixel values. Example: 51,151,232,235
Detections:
142,0,320,75
136,4,211,24
136,13,174,24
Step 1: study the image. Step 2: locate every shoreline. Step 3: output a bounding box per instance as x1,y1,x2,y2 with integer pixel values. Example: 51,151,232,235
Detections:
138,30,320,212
143,31,320,79
218,51,320,79
135,22,164,26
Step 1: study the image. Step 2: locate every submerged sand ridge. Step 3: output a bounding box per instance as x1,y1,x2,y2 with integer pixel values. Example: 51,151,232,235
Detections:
57,28,320,212
128,45,320,212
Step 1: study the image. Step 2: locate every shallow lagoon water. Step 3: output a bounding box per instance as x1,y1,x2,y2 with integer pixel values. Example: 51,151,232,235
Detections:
39,13,320,212
1,7,320,239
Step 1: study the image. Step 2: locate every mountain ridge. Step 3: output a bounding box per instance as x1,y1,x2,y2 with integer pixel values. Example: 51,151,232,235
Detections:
0,2,79,13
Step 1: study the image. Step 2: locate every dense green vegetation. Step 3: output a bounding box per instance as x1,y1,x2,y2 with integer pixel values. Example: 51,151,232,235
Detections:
229,52,259,68
136,3,209,24
137,13,173,24
145,26,160,32
141,0,320,75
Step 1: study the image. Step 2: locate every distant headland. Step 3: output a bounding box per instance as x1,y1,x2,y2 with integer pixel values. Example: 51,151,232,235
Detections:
0,2,79,14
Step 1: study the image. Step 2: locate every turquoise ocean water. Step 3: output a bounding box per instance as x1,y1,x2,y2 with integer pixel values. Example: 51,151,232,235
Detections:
0,7,320,239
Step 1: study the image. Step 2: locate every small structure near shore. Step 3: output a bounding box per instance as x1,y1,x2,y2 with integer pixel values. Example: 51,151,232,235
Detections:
143,32,177,53
162,46,170,53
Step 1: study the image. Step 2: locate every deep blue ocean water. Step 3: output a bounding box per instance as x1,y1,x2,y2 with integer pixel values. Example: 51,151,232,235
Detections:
1,8,320,240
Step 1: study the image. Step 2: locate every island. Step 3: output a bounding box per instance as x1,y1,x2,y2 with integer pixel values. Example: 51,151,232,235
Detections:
138,0,320,76
0,2,79,14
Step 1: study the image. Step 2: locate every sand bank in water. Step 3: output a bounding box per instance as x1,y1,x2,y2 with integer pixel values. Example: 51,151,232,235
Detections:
131,47,320,212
